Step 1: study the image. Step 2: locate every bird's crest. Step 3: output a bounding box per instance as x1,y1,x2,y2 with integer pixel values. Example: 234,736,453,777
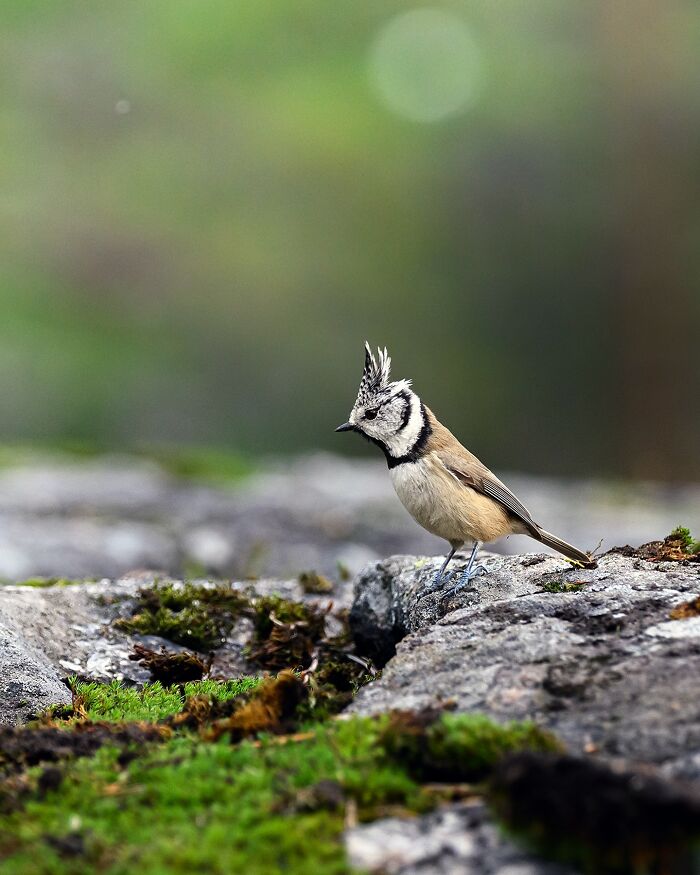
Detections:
355,342,411,407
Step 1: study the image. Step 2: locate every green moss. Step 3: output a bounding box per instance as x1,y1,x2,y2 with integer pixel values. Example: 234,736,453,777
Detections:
65,677,262,723
0,737,348,875
13,577,78,588
0,710,559,874
113,583,373,716
540,580,586,594
114,583,331,657
250,595,322,637
669,526,700,555
247,595,327,669
114,581,250,651
424,713,560,779
670,526,692,551
114,583,336,670
376,710,561,786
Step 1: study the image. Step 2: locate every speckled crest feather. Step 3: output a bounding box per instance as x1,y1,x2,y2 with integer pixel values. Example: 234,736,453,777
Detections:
354,342,411,408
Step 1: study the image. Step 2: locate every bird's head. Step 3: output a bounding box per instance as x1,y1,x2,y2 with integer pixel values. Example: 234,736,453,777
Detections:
336,342,426,461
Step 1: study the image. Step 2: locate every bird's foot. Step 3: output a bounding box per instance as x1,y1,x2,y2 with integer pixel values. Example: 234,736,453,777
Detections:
441,563,490,600
421,568,456,596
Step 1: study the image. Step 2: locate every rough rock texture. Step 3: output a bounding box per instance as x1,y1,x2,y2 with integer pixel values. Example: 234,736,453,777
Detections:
345,800,575,875
0,453,697,582
0,574,347,725
349,552,700,780
344,551,700,873
0,621,72,724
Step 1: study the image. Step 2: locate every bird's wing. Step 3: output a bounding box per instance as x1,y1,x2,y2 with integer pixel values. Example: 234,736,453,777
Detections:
434,448,539,535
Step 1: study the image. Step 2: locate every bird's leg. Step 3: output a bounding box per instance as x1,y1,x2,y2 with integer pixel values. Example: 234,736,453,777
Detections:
442,542,489,599
422,545,458,594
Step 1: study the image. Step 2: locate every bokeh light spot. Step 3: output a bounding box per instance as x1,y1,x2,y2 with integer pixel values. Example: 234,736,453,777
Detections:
368,7,481,123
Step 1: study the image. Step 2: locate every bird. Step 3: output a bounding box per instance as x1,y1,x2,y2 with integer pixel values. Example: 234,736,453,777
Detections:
335,343,595,596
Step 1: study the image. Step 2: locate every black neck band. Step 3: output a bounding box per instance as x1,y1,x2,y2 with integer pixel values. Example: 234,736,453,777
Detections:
370,402,431,469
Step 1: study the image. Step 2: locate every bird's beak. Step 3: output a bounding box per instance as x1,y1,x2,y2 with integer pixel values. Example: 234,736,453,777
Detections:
335,421,355,433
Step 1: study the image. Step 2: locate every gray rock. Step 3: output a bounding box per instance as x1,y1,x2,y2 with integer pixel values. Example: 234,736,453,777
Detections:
0,621,71,725
349,550,540,665
345,551,700,875
349,552,700,776
345,800,575,875
0,573,345,724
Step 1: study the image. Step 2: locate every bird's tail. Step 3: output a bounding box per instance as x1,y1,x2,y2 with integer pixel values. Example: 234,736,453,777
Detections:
534,528,597,568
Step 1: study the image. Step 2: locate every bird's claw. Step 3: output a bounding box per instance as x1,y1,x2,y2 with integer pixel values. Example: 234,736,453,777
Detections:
421,569,456,596
441,563,490,600
421,560,490,599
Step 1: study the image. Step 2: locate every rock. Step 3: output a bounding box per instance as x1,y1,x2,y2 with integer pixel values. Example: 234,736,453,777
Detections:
345,800,575,875
0,573,346,724
349,552,700,779
0,622,71,725
349,550,540,665
345,551,700,874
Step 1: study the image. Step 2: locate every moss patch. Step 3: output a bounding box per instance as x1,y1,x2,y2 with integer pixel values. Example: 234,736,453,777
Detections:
247,595,328,670
14,578,81,588
62,677,262,724
669,526,700,556
114,581,249,651
539,580,586,594
114,581,375,715
0,722,169,778
128,644,211,684
378,708,561,784
3,680,698,875
608,526,700,564
0,705,560,875
0,736,348,874
204,670,307,741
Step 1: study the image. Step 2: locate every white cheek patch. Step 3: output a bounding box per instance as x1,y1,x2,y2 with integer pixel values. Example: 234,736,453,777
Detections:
383,398,424,458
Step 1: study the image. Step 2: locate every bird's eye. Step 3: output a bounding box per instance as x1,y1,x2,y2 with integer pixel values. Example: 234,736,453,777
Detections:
364,409,378,420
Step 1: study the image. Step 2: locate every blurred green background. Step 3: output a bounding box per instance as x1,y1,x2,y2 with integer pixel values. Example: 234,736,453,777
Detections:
2,0,698,480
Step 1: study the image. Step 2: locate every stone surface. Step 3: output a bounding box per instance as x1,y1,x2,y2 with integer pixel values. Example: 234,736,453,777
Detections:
0,621,72,725
349,552,700,780
345,551,700,874
0,452,697,583
345,800,575,875
0,573,348,725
